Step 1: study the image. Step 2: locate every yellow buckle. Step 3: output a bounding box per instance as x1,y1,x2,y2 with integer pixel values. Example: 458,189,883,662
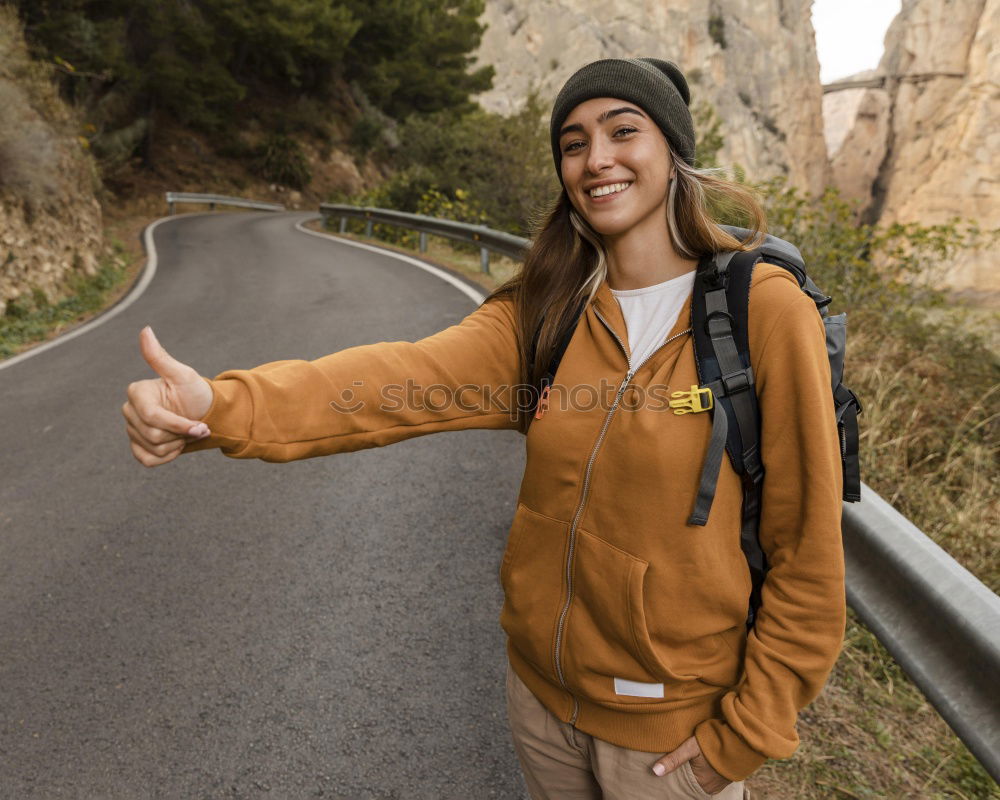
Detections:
670,385,714,415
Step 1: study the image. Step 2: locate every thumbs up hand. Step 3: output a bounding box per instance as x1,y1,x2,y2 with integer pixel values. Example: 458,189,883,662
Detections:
122,326,215,467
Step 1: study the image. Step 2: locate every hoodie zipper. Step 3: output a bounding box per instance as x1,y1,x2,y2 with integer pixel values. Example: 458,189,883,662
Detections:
552,307,692,724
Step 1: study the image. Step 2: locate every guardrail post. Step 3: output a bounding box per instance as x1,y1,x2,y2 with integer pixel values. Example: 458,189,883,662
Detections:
339,217,347,234
365,219,373,237
168,202,175,215
209,202,216,211
480,247,490,274
419,232,428,253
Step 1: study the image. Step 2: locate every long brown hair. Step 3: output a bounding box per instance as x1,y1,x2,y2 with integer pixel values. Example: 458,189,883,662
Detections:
487,147,768,433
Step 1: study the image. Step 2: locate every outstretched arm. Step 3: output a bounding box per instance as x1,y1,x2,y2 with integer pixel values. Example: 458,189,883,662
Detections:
124,296,523,466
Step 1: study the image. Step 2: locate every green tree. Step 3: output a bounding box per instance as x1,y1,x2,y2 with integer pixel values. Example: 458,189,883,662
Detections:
342,0,494,118
13,0,496,170
201,0,359,92
14,0,360,128
14,0,244,159
376,94,556,235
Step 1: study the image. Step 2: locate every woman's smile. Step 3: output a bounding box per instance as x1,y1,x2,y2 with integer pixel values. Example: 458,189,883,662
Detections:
587,181,634,201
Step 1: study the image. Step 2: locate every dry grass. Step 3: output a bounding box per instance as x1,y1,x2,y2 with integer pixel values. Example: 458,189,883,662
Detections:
311,218,519,292
0,79,62,201
750,609,999,799
0,5,66,122
847,314,999,594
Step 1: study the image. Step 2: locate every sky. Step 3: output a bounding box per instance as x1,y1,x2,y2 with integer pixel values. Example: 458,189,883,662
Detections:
811,0,903,84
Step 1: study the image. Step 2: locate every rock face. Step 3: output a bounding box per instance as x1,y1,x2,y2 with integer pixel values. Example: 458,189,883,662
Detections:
823,71,890,215
0,7,103,316
474,0,831,197
826,0,998,291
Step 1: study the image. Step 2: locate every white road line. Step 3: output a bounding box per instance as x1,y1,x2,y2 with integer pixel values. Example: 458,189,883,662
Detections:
0,214,188,372
1,212,489,373
294,217,487,306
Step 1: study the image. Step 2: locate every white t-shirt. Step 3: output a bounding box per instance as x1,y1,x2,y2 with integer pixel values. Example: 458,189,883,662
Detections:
610,270,696,368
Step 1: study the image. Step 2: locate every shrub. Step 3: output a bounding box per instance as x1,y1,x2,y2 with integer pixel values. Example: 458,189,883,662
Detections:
0,80,62,204
0,5,67,125
254,134,311,189
413,186,488,253
415,186,486,224
350,165,437,216
349,110,387,156
762,180,1000,589
0,8,70,207
708,14,726,48
381,94,556,236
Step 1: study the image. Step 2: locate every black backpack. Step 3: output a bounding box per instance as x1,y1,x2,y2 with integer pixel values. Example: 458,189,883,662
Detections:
530,226,862,628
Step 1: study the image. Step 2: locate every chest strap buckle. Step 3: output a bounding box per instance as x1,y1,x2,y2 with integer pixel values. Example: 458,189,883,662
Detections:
670,385,714,415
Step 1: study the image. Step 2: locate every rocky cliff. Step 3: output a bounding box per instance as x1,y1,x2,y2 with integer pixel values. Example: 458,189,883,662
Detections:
0,6,103,316
474,0,831,197
825,0,997,291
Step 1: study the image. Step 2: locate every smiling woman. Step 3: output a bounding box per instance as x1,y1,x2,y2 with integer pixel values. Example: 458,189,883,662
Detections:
122,55,844,800
494,58,767,414
481,57,843,799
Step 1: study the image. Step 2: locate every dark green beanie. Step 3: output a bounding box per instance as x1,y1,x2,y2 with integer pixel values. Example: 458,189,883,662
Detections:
550,58,696,179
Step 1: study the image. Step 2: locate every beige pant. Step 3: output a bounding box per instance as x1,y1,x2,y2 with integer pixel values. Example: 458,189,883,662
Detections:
506,662,750,799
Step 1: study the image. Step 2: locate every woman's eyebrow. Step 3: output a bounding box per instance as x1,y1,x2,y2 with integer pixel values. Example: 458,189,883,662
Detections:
559,107,647,138
598,106,647,123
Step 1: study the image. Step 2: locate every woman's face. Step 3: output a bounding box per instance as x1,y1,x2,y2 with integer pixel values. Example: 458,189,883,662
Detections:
557,97,674,240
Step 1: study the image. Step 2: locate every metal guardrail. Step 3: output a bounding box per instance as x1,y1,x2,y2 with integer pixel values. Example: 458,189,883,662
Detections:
316,203,1000,780
319,203,527,274
844,485,1000,781
166,192,285,215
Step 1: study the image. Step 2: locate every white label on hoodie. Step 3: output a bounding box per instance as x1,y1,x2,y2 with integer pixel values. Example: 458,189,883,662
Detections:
614,677,665,698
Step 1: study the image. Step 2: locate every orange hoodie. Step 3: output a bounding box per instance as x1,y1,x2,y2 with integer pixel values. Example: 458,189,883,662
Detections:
183,263,846,781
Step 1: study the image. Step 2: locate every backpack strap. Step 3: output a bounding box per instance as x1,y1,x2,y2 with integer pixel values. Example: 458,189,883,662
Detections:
835,383,862,501
689,249,763,521
825,312,863,502
530,296,587,419
690,249,768,627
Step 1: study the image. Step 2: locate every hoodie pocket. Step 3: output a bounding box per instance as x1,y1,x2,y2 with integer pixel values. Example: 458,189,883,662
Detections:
499,504,569,679
562,528,707,704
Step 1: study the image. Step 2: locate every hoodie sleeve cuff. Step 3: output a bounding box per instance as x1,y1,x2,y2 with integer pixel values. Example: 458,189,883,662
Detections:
694,717,768,782
181,376,253,456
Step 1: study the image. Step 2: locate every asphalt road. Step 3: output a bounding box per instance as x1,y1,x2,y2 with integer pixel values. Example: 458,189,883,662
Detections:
0,212,529,799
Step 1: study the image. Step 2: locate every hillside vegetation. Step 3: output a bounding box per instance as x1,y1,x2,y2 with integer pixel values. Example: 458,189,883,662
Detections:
0,6,73,206
0,4,106,325
10,0,492,192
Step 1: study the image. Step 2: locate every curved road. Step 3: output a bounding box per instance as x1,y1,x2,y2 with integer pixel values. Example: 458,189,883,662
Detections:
0,213,528,798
